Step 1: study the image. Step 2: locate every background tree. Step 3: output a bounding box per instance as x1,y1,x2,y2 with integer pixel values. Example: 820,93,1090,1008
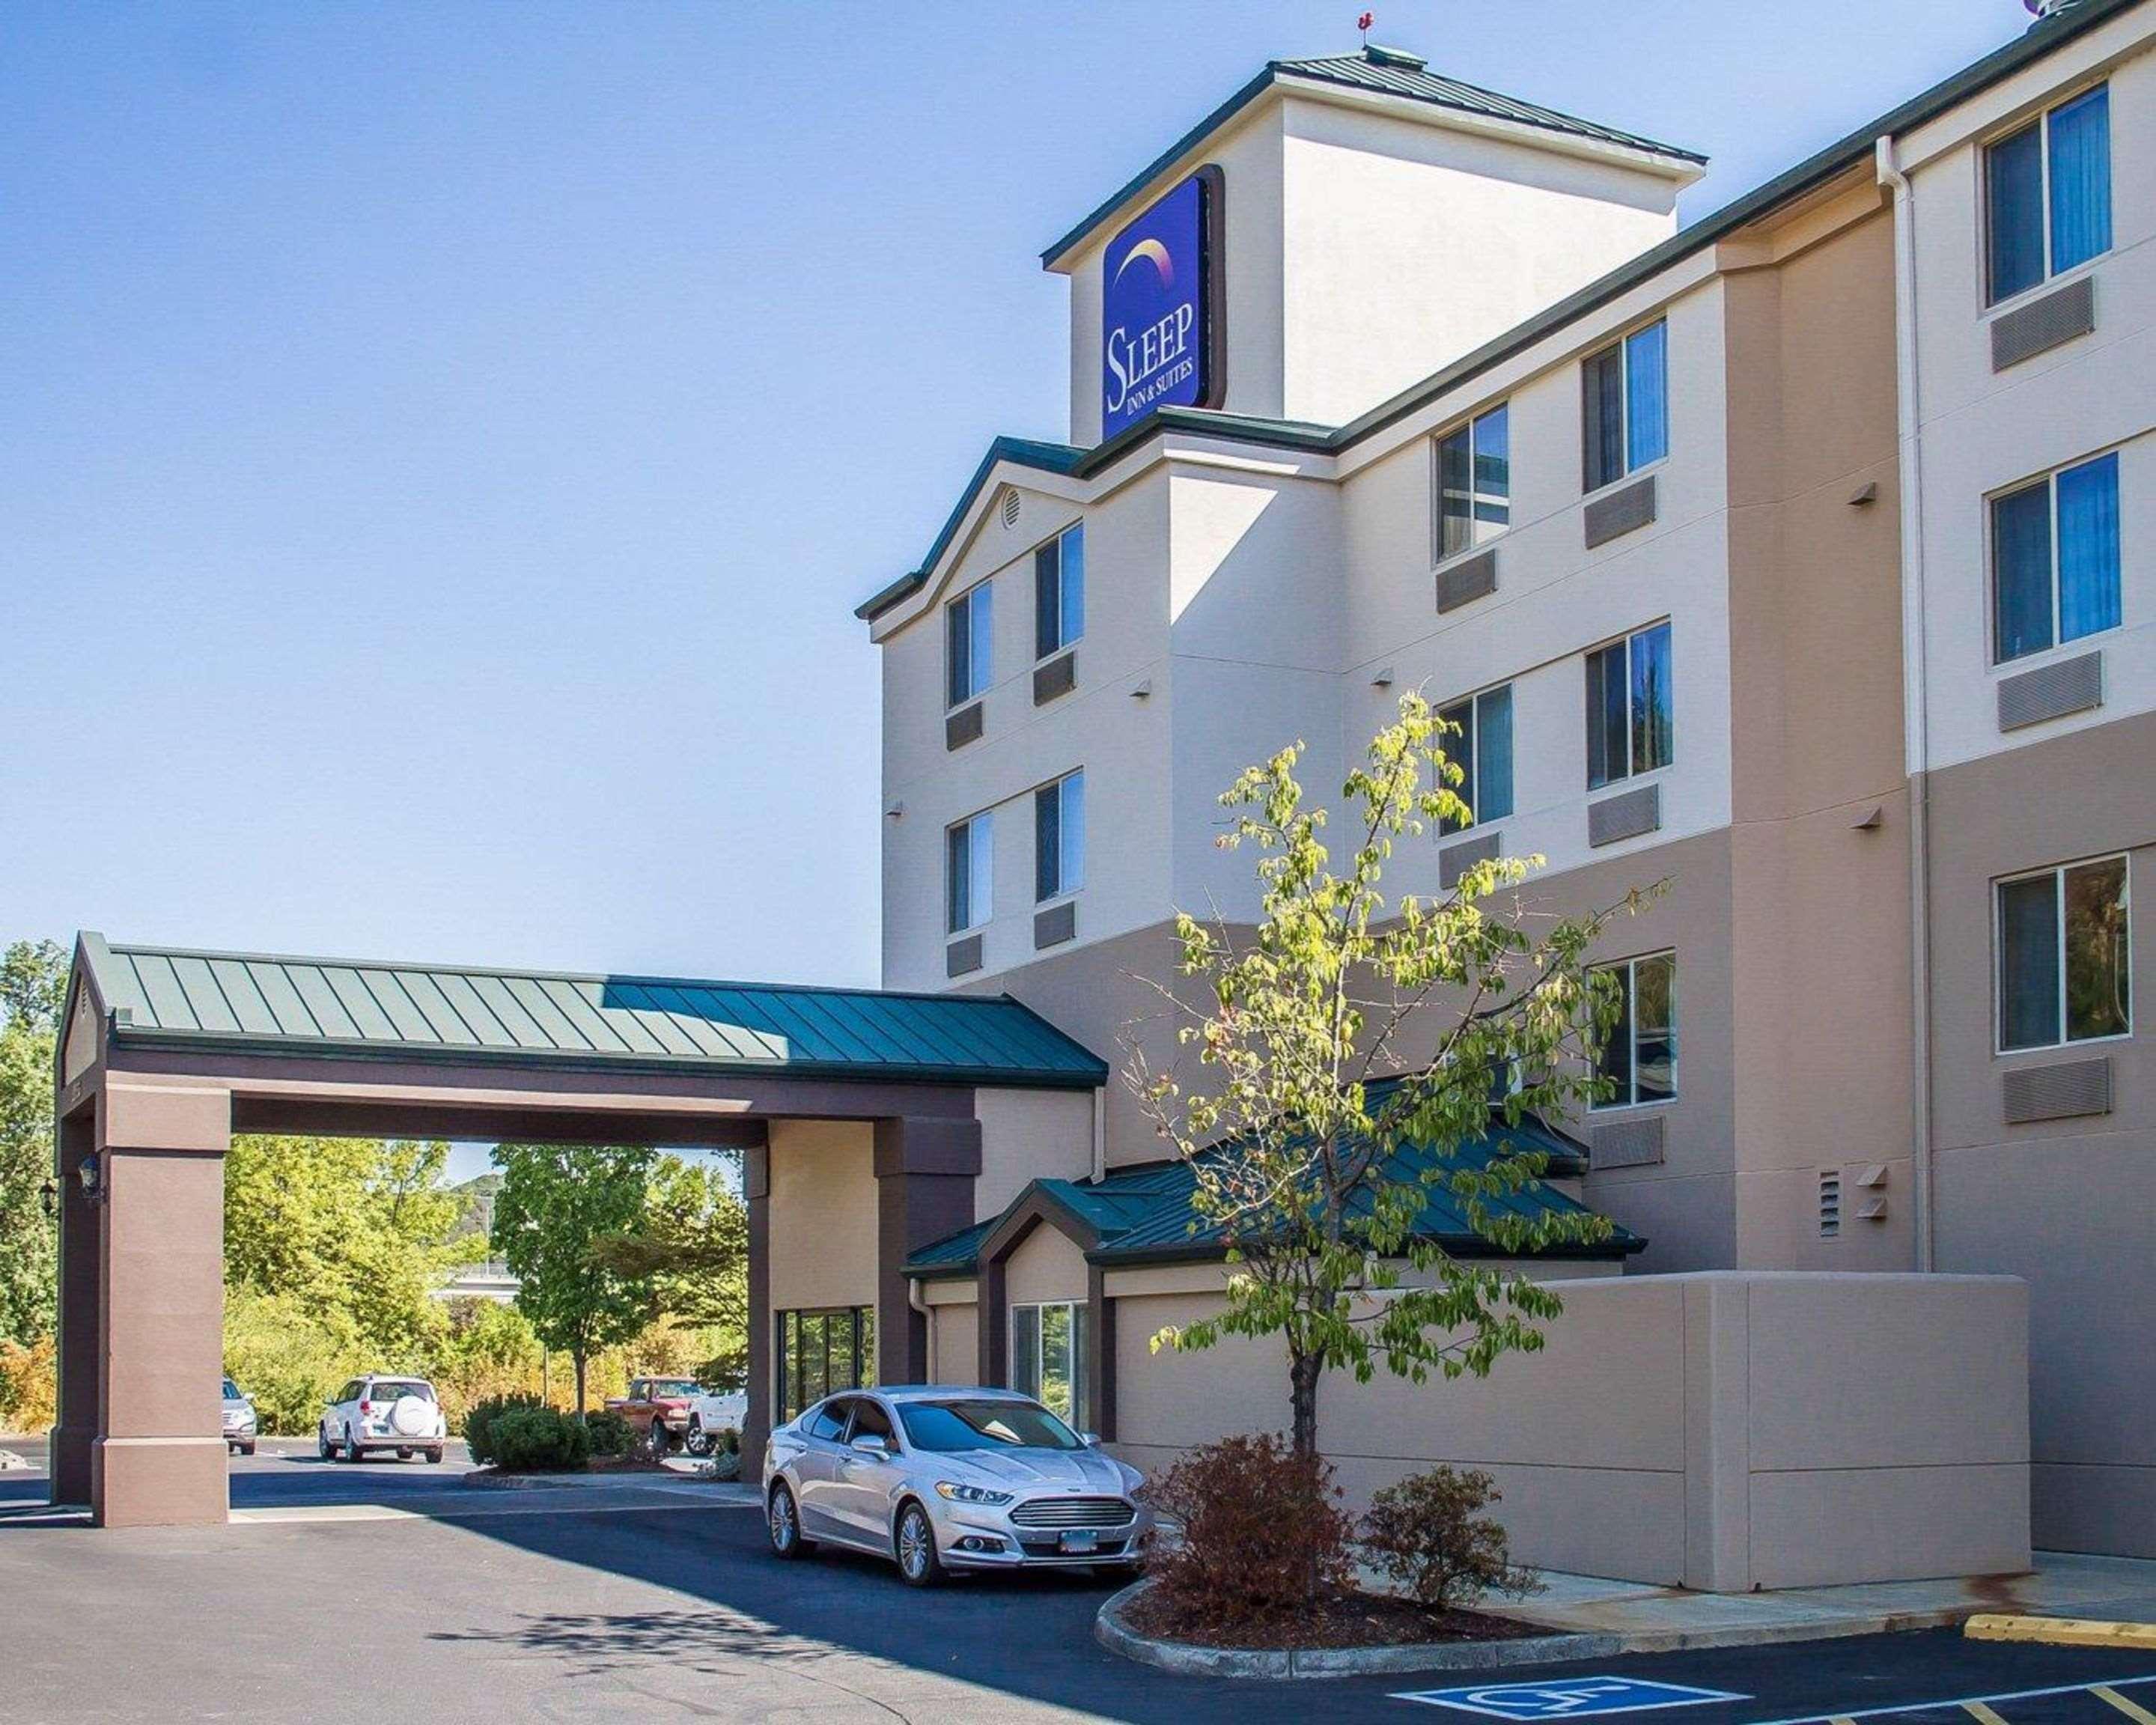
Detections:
0,940,66,1352
490,1143,657,1414
588,1151,749,1387
1134,693,1642,1458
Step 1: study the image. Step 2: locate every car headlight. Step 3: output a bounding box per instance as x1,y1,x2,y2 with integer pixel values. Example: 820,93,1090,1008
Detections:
934,1481,1013,1506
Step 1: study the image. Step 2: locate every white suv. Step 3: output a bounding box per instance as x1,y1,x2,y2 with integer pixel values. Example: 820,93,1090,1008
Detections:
319,1375,446,1464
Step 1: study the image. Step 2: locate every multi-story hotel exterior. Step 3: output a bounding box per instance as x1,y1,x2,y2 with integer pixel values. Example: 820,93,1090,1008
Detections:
853,0,2154,1562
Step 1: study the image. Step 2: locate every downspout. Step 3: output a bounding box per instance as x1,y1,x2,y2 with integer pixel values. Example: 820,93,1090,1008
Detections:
1878,133,1935,1274
909,1274,934,1374
1091,1086,1106,1184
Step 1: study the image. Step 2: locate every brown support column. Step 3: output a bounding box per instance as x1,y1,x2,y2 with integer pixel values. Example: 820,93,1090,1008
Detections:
740,1143,771,1477
874,1115,979,1386
51,1107,99,1504
91,1079,231,1529
978,1250,1008,1388
1086,1262,1116,1443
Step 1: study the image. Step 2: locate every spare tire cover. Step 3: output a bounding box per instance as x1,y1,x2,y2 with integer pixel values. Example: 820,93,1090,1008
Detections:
389,1396,434,1438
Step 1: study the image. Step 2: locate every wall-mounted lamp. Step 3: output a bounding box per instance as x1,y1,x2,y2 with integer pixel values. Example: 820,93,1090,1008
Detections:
76,1152,101,1199
1848,481,1878,507
884,801,904,821
40,1178,58,1220
1371,666,1395,688
1128,680,1152,700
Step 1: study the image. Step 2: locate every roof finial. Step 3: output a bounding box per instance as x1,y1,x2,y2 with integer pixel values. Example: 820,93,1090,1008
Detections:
1357,10,1374,47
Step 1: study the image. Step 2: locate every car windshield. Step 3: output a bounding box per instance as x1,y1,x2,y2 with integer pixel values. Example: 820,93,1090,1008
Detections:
898,1400,1084,1452
650,1381,701,1397
222,1378,242,1399
369,1381,432,1402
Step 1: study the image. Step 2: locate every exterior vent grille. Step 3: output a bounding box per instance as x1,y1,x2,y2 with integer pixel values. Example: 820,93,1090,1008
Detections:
945,934,984,979
1438,830,1502,891
1818,1170,1842,1238
1997,650,2101,731
945,702,984,751
2003,1056,2111,1124
1436,548,1499,613
1991,276,2094,371
1588,783,1661,848
1584,475,1657,548
1001,488,1021,528
1034,901,1077,950
1033,650,1077,706
1009,1496,1134,1530
1589,1113,1664,1170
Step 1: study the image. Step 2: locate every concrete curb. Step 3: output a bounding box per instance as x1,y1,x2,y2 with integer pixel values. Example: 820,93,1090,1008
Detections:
1967,1614,2156,1649
459,1466,682,1491
1092,1580,1621,1679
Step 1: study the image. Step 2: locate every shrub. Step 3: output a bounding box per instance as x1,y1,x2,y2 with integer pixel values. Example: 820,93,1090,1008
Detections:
463,1393,543,1466
488,1405,591,1472
0,1337,57,1433
1358,1465,1540,1613
582,1411,635,1458
1143,1432,1354,1631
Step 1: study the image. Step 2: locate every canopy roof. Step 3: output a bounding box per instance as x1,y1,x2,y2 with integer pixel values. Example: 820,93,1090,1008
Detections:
73,933,1107,1089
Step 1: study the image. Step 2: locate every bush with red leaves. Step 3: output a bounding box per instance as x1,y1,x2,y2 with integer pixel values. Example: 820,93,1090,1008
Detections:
1359,1465,1540,1613
1142,1432,1356,1631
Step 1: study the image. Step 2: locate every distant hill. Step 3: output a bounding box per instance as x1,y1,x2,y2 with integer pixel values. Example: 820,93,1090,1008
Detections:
447,1172,502,1245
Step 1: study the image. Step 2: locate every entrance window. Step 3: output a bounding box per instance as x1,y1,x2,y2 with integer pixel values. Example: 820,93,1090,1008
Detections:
1011,1300,1090,1431
777,1305,875,1424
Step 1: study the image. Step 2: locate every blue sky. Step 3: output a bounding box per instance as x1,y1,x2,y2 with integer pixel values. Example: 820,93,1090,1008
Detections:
4,0,2021,1004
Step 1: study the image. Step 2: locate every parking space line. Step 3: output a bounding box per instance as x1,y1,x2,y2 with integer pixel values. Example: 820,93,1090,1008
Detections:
2093,1686,2156,1725
1963,1703,2012,1725
1737,1675,2156,1725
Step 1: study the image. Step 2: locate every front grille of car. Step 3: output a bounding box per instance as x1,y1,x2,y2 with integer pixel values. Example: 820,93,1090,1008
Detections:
1008,1496,1133,1529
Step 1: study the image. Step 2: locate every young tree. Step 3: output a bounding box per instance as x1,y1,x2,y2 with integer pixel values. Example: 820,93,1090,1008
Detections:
1133,694,1645,1458
0,939,67,1349
490,1143,657,1415
587,1152,749,1384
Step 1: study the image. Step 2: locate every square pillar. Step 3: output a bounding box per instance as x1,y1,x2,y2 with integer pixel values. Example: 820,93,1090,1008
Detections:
873,1116,979,1386
50,1107,100,1505
741,1144,771,1476
92,1080,231,1530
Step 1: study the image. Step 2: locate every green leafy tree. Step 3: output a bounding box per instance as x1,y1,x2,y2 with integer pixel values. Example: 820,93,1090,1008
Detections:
0,939,67,1349
490,1144,657,1414
588,1151,748,1384
1135,694,1642,1458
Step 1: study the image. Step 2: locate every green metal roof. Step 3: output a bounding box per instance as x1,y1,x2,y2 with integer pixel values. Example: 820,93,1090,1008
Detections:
75,932,1107,1089
906,1089,1639,1277
863,0,2134,623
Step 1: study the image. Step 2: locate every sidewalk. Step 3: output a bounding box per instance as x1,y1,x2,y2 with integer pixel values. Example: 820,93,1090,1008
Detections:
1490,1552,2156,1653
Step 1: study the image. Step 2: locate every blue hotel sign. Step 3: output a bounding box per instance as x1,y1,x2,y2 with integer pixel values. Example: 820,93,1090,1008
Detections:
1100,167,1225,439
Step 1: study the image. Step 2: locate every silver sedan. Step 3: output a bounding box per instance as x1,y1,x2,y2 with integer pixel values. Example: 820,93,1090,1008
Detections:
762,1385,1151,1586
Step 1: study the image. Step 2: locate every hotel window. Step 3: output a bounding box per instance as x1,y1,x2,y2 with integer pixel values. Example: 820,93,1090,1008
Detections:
1585,622,1673,791
1438,684,1514,833
1997,856,2131,1052
1582,320,1667,493
946,811,993,934
1435,404,1511,560
1035,770,1084,902
1593,952,1675,1110
1011,1300,1090,1430
1992,451,2120,664
776,1306,875,1424
1034,524,1085,659
945,581,993,708
1985,83,2110,305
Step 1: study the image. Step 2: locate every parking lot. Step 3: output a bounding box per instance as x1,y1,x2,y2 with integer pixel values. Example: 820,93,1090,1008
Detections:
3,1444,2154,1724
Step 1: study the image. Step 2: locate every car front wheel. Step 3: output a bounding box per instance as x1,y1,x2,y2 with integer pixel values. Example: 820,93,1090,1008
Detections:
894,1502,945,1588
767,1482,812,1559
684,1419,713,1458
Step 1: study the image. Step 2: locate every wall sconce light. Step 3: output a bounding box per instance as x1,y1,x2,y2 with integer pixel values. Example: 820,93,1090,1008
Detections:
40,1178,58,1220
1371,666,1395,688
884,801,904,821
76,1153,102,1199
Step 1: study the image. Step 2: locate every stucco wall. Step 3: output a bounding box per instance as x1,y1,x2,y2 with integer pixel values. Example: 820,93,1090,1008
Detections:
929,1300,978,1386
1111,1271,2028,1591
973,1086,1096,1220
765,1119,877,1315
1002,1223,1091,1309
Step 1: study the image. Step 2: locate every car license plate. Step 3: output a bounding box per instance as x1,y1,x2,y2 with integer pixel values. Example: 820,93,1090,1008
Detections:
1059,1530,1099,1554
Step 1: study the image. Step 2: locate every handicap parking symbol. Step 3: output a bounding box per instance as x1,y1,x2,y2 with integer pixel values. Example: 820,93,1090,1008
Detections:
1392,1676,1751,1719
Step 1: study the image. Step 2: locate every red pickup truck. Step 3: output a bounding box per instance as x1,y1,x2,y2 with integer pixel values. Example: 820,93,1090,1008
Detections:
605,1378,705,1454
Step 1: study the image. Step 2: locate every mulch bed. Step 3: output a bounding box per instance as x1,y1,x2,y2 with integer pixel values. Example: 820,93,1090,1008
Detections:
1127,1586,1544,1651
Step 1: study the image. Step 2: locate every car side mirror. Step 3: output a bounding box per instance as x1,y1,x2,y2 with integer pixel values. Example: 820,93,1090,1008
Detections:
850,1433,891,1458
1079,1432,1103,1447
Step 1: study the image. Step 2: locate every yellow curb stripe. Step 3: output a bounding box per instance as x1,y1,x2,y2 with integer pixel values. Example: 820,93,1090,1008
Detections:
2095,1687,2156,1725
1964,1703,2012,1725
1966,1613,2156,1649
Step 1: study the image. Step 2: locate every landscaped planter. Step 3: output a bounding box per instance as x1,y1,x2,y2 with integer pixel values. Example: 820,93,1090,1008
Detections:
1094,1579,1619,1680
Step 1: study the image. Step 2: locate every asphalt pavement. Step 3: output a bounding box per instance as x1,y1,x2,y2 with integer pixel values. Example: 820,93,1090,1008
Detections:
1,1446,2152,1723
